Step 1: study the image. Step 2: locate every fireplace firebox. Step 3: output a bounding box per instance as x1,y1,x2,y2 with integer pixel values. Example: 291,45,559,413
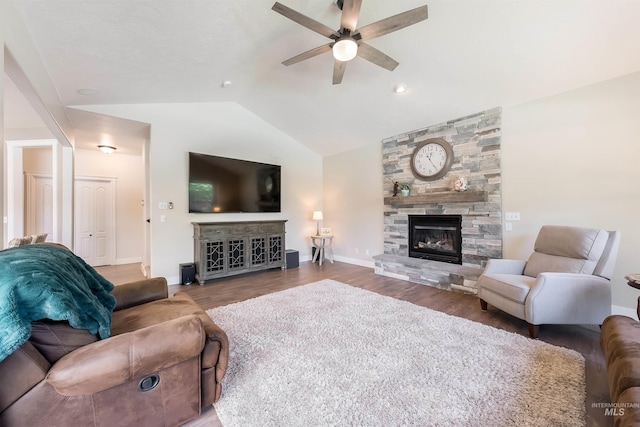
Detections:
408,215,462,264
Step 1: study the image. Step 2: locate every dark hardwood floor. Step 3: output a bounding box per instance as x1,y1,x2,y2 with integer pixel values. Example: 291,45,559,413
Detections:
99,261,612,427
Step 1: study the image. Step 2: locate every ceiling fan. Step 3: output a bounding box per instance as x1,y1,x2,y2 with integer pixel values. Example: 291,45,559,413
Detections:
272,0,428,85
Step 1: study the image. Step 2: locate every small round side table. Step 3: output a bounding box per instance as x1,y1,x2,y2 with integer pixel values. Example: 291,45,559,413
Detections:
310,235,334,266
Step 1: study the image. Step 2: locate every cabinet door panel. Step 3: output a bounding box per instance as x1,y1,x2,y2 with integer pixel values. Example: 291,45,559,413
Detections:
251,237,266,267
204,240,225,273
227,238,247,271
269,235,284,264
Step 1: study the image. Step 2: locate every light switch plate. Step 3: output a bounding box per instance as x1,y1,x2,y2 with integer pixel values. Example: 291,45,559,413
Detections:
505,212,520,221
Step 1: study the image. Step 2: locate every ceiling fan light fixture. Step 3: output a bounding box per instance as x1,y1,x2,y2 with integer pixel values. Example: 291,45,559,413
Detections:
333,37,358,62
272,2,429,83
98,145,116,154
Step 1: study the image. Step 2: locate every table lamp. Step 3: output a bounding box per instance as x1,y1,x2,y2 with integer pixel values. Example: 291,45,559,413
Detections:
312,211,323,236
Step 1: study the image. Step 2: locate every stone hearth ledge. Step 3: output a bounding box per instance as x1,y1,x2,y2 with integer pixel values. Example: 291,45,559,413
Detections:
373,254,483,295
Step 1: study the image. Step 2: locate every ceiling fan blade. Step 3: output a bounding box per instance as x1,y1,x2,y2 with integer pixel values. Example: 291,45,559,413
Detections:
272,2,339,39
333,60,347,85
357,43,399,71
340,0,362,32
354,5,428,42
282,43,333,66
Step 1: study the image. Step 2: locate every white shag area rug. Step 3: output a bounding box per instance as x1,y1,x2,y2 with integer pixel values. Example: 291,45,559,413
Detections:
206,280,586,427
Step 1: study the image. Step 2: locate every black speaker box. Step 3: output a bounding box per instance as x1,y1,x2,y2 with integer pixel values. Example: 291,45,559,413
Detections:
285,249,299,269
179,263,196,285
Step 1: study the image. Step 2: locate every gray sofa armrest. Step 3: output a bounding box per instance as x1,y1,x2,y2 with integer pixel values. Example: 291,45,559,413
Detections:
482,259,527,275
111,277,168,311
526,272,611,325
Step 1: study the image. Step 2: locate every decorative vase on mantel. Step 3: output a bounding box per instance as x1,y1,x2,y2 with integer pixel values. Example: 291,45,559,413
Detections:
398,181,413,197
453,176,468,192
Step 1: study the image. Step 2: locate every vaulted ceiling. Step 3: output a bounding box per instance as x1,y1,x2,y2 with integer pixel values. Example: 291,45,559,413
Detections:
5,0,640,156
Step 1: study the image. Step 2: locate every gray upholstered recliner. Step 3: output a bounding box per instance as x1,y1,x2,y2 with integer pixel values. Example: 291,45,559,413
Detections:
478,225,620,338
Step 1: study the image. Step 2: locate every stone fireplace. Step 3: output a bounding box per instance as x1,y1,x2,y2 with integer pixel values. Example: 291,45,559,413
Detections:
373,108,502,294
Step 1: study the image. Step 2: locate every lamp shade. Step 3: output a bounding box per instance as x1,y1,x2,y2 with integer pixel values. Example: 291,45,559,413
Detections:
312,211,323,220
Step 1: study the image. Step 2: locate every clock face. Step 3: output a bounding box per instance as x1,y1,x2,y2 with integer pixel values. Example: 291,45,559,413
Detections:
410,139,453,181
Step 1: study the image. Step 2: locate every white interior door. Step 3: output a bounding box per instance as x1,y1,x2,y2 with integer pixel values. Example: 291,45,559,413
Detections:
74,178,115,266
25,174,54,241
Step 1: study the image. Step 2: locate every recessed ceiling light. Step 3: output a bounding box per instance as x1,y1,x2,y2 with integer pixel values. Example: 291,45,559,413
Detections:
393,84,407,93
77,88,100,96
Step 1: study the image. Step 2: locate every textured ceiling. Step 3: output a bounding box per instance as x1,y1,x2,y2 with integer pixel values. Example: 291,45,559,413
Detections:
6,0,640,156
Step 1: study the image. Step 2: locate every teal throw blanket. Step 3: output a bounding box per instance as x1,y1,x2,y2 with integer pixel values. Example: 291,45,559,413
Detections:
0,244,116,362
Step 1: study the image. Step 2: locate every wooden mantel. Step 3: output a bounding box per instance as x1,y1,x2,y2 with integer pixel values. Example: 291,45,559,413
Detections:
384,190,486,205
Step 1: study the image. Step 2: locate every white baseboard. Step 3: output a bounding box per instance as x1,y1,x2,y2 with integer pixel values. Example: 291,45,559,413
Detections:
140,263,150,278
166,275,180,286
333,255,375,269
115,257,142,265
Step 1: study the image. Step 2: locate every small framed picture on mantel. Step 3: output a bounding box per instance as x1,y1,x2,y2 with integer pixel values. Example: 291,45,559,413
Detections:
320,228,332,236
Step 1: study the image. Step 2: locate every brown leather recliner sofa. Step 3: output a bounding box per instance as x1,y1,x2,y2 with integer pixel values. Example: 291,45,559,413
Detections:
600,297,640,427
0,277,229,427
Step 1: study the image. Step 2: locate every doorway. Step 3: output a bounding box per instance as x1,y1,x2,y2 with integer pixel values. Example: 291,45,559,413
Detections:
74,177,116,266
25,173,53,241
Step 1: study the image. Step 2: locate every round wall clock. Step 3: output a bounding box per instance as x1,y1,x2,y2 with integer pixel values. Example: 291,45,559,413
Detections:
410,138,454,181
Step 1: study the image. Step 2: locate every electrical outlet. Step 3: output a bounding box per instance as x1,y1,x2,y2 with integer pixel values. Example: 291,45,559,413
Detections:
160,215,167,223
365,249,370,256
505,222,513,231
159,202,168,210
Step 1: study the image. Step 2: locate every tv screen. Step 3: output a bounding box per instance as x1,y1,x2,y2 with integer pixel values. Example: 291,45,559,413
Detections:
188,152,281,213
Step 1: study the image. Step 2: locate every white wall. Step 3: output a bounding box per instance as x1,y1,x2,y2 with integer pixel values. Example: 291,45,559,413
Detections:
77,102,323,283
323,143,384,267
501,71,640,310
23,146,52,173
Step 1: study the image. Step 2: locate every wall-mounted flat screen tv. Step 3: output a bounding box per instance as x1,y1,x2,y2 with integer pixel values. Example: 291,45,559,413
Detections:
188,152,281,213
